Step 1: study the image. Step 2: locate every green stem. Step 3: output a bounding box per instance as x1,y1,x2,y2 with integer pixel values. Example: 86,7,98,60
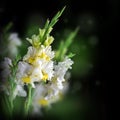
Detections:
3,95,12,117
9,96,14,117
24,85,32,116
9,82,15,117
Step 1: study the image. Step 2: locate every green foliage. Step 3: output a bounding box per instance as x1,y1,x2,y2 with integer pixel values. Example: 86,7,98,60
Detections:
55,27,79,61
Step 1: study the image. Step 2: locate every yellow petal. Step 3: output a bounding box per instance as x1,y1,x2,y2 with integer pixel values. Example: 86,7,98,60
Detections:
38,99,48,106
42,71,48,81
22,76,31,83
28,57,35,64
39,52,50,61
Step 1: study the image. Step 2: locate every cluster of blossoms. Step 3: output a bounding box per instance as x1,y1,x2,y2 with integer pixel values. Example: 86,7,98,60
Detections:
1,33,73,114
0,7,78,117
19,34,73,114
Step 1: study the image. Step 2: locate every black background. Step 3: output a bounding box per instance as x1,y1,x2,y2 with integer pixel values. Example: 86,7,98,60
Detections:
0,0,118,119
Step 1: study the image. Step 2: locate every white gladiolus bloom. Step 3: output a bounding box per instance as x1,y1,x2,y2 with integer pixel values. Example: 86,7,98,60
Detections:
53,57,74,89
32,83,61,115
39,45,55,59
32,84,48,115
30,60,54,82
16,49,54,88
17,62,33,78
16,61,35,87
37,60,54,80
23,46,37,64
47,81,69,103
23,45,54,65
54,57,74,82
18,45,54,87
32,81,69,115
8,33,22,58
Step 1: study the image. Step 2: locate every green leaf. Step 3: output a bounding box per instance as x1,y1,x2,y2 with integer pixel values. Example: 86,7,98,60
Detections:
3,22,13,33
55,27,79,61
41,6,66,44
67,53,76,58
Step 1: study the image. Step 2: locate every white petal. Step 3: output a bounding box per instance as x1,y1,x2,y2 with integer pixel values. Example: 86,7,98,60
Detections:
17,85,27,97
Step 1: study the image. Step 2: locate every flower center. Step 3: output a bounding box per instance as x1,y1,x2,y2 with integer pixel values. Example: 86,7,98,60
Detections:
39,52,50,61
22,76,31,83
38,99,48,106
28,57,35,64
42,71,48,81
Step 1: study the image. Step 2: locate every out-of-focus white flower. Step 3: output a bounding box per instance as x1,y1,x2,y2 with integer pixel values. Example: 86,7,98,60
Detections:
32,81,69,115
32,84,48,115
0,58,26,99
13,85,27,99
8,33,22,58
0,57,12,81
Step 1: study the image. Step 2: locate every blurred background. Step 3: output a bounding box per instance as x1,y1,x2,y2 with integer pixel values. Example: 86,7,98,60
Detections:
0,0,118,119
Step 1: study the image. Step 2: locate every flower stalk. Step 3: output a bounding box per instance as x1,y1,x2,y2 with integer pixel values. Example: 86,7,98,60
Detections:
24,85,32,116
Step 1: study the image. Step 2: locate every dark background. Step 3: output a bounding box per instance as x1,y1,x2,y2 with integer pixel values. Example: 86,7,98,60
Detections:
0,0,118,119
